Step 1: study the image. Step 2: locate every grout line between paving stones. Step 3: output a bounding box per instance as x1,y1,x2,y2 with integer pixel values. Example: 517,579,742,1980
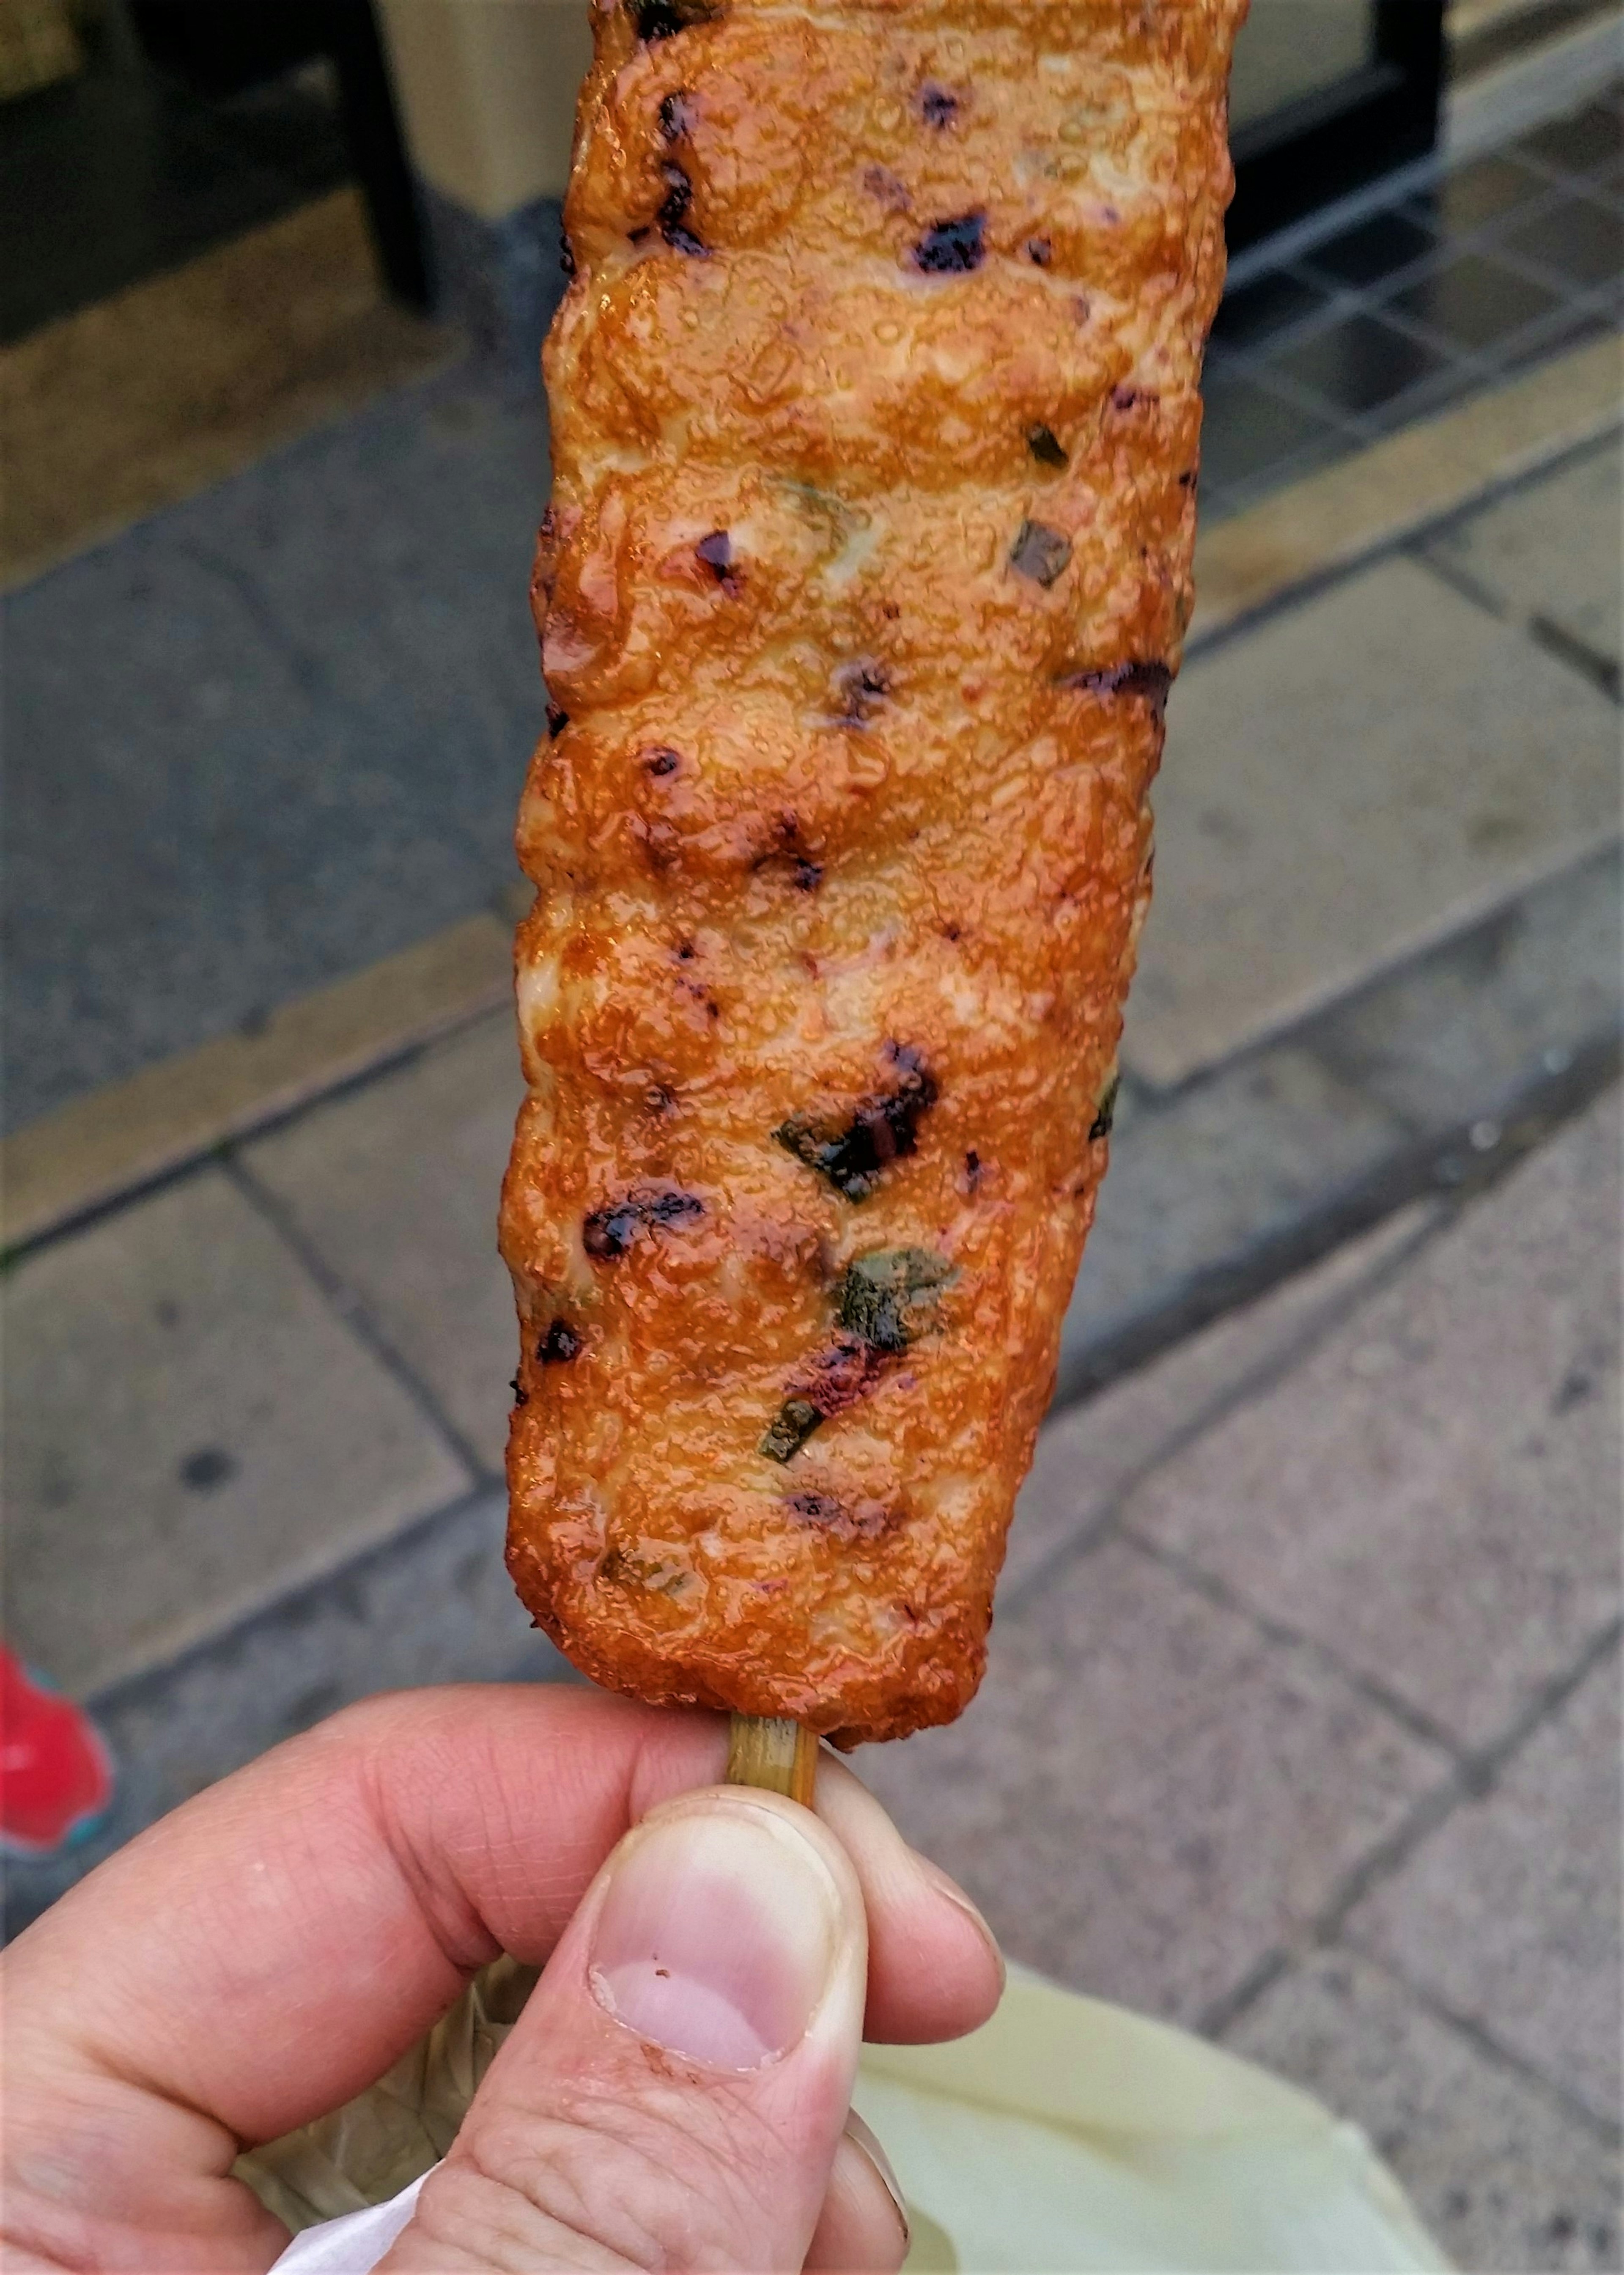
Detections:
1187,398,1622,665
78,1478,513,1723
1339,1935,1624,2146
1061,1023,1624,1407
220,1153,497,1493
1204,1612,1624,2047
1529,610,1624,701
1007,1206,1455,1623
1116,1528,1471,1766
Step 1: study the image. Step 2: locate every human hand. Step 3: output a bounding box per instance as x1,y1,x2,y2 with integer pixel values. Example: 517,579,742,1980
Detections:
2,1685,1003,2272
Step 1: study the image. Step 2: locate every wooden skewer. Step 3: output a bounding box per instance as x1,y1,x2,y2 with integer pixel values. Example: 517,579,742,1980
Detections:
726,1714,819,1807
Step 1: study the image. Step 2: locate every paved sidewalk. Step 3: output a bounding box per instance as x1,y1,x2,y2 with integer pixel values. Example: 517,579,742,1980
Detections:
870,1088,1621,2273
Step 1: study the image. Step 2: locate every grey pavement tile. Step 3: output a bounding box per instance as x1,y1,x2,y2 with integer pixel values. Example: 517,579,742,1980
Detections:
1,1491,575,1943
1058,1047,1408,1393
859,1536,1446,2029
2,365,546,1135
1133,556,1621,1087
1227,1948,1623,2275
1347,1642,1622,2129
1421,434,1623,675
242,1016,524,1472
1128,1088,1623,1750
1015,1203,1440,1594
2,1168,470,1695
1311,842,1622,1132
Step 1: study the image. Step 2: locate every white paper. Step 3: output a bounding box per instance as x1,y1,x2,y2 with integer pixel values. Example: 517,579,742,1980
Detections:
268,2166,436,2275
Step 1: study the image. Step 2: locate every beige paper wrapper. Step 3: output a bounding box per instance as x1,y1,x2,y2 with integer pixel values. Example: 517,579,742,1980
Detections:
236,1959,1447,2271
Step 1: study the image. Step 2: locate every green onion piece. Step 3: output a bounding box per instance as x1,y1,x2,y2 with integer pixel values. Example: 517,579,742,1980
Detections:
760,1398,824,1463
837,1247,955,1353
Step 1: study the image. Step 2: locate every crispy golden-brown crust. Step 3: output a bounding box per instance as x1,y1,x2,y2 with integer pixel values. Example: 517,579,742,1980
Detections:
503,0,1245,1745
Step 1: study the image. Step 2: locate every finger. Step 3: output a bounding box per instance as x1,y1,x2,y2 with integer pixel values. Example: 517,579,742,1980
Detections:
381,1789,868,2274
6,1689,998,2151
816,1755,1003,2044
804,2115,911,2275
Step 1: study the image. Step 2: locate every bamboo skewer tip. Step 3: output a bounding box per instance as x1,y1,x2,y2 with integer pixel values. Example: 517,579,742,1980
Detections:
726,1713,819,1808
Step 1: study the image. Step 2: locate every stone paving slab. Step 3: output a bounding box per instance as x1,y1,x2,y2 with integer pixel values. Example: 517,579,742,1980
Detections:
1014,1203,1439,1597
3,361,546,1135
1127,1085,1622,1750
1131,554,1621,1088
1059,1046,1408,1396
1347,1641,1622,2129
2,1168,470,1695
1227,1948,1622,2275
861,1536,1447,2030
1422,432,1622,680
0,1490,574,1945
243,1016,524,1475
1311,840,1621,1133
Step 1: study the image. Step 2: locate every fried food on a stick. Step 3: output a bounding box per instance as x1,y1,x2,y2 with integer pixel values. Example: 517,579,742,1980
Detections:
503,0,1246,1747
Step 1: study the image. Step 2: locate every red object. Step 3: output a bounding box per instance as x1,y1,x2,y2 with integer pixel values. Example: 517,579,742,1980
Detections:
0,1648,113,1859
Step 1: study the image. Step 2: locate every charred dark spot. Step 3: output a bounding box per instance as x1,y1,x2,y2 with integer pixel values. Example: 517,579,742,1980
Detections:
965,1148,982,1188
645,745,681,777
943,922,963,942
1025,234,1052,266
657,162,705,253
645,1082,676,1113
753,812,825,890
911,210,985,274
583,1186,704,1261
863,163,911,212
675,938,696,962
918,81,959,127
1089,1075,1121,1143
785,1490,897,1541
760,1398,824,1462
834,658,891,725
694,528,733,582
546,701,570,737
773,1044,938,1200
1112,385,1158,410
560,234,576,277
539,1319,583,1364
632,0,715,39
1027,423,1069,470
1056,658,1173,716
1010,519,1072,587
1178,466,1198,491
510,1375,529,1406
659,89,694,139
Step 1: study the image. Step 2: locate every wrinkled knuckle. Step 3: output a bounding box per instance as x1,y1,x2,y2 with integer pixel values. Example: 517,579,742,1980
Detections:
446,2085,777,2269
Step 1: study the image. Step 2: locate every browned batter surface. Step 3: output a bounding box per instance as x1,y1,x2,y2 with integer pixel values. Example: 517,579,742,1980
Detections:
504,0,1246,1746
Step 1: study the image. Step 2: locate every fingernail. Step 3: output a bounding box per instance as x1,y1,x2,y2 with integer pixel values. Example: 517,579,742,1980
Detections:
589,1798,842,2070
917,1856,1005,1983
844,2111,910,2247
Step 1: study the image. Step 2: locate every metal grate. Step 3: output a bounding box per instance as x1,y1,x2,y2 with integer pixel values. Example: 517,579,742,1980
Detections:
1202,81,1623,522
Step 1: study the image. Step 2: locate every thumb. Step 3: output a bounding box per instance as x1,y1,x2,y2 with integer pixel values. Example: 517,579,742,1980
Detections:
379,1786,883,2273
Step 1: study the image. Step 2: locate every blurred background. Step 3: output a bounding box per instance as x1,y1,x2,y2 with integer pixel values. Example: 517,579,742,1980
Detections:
2,2,1620,2267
